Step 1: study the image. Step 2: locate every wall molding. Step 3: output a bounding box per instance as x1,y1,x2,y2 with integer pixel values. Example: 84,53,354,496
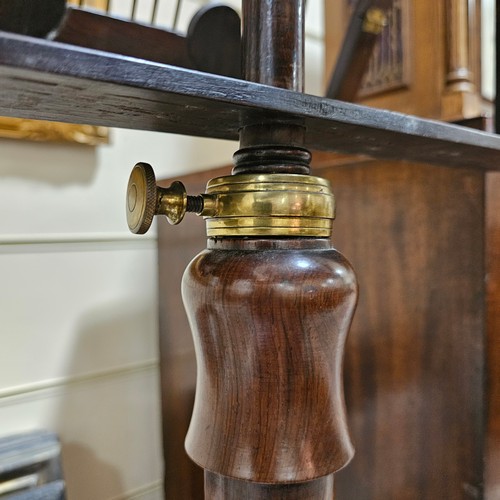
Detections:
0,232,156,245
0,360,159,405
110,480,163,500
0,232,157,254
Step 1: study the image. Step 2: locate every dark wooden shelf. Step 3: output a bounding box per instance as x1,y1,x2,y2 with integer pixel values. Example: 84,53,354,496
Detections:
1,32,500,170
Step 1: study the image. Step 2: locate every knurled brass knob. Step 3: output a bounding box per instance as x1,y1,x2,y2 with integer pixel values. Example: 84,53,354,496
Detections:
126,162,203,234
127,163,335,237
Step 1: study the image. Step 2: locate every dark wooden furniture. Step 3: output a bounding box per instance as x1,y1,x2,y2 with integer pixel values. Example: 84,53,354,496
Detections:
158,157,500,500
0,1,242,78
326,0,484,121
1,33,500,170
1,1,499,497
54,5,241,78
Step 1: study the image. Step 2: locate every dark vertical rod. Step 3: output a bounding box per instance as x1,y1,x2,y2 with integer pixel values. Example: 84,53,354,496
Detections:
199,3,346,497
131,0,138,20
151,0,159,24
234,0,310,175
242,0,305,90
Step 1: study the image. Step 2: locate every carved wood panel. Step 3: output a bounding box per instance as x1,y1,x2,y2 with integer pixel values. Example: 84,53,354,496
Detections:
354,0,410,97
325,0,483,120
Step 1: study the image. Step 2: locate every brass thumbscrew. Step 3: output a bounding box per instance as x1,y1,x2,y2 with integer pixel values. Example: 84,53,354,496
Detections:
127,163,336,238
126,162,206,234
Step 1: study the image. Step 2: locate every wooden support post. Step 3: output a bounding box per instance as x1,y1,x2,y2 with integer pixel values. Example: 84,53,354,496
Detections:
234,0,310,175
183,239,357,498
181,1,358,498
124,2,358,498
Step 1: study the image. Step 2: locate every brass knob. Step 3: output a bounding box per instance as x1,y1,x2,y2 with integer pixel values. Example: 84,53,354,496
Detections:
126,164,336,237
126,162,202,234
362,7,387,35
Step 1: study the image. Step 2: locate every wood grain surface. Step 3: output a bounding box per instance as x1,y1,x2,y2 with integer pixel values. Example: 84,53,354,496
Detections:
182,238,357,483
2,33,500,170
237,0,308,175
205,471,334,499
485,172,500,499
55,8,193,69
55,6,241,77
327,160,486,499
242,0,304,91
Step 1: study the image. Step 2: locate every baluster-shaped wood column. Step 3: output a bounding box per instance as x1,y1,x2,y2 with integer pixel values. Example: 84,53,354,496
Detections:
181,1,358,498
183,238,357,499
444,0,478,93
125,2,358,498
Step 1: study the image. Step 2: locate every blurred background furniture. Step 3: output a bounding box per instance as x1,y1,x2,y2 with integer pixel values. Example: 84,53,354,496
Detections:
0,431,65,499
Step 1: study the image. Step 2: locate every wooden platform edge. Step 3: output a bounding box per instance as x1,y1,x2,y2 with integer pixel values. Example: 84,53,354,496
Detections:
1,32,500,170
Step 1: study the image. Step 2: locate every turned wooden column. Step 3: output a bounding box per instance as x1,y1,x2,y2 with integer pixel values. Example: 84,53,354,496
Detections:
127,163,358,499
183,238,357,498
444,0,479,93
127,1,358,498
182,1,357,498
234,0,310,176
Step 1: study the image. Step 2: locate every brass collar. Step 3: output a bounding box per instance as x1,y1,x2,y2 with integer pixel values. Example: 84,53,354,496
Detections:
201,173,335,237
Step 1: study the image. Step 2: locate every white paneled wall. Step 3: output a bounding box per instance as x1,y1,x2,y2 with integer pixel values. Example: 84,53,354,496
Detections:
0,1,325,499
482,0,496,101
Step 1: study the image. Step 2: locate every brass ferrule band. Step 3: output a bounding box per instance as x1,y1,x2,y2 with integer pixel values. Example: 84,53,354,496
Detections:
202,173,335,237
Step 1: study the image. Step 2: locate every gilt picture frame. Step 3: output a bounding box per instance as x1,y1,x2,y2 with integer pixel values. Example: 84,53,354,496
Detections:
0,117,109,146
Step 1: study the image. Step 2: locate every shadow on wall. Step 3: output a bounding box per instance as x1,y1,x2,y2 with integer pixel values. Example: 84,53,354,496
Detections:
59,443,123,500
54,296,161,500
0,138,98,185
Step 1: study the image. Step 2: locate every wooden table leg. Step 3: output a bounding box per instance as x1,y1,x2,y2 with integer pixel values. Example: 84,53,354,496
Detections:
183,2,357,497
128,1,359,497
183,239,357,497
205,471,335,499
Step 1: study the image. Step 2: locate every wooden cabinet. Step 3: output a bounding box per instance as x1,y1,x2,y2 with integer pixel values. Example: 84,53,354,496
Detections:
158,159,500,500
325,0,484,121
1,5,499,496
319,4,498,497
